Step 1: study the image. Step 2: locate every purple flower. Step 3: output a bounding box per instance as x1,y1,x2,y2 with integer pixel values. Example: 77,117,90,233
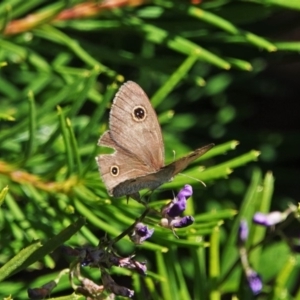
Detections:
253,211,284,226
172,216,194,228
160,185,195,233
238,220,248,244
246,269,263,295
102,271,134,298
28,280,57,299
163,184,193,218
130,223,154,244
28,287,50,299
111,256,147,276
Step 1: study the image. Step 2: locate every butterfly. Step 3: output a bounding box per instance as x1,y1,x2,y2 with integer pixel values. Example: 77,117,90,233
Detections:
96,81,214,199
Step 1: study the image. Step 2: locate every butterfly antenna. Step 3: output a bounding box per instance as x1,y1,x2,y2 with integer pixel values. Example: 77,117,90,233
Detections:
172,150,176,162
172,227,179,239
178,173,207,187
172,189,176,199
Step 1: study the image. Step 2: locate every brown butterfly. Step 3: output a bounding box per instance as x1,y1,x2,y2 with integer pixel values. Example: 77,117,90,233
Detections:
96,81,214,199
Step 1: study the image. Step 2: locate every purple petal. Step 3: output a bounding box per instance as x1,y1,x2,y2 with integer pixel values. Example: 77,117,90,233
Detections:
172,216,194,228
133,260,147,276
139,228,154,242
253,211,283,226
238,220,248,243
135,223,150,237
167,200,186,218
130,223,154,244
167,185,193,218
177,184,193,199
247,270,263,295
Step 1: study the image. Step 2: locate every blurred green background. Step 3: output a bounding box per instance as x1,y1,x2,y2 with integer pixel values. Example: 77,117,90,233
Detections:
0,0,300,299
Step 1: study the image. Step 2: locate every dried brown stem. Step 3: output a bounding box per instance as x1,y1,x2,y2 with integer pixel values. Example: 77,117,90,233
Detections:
4,0,147,35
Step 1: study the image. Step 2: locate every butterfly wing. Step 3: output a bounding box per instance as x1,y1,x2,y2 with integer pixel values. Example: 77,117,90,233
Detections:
164,143,215,176
110,143,214,196
96,131,157,196
109,81,164,170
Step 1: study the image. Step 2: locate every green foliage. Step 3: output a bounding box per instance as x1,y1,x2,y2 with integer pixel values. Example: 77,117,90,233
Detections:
0,0,300,299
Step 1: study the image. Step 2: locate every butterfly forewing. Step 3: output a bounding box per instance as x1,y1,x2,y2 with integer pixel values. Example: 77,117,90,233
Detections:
109,81,164,170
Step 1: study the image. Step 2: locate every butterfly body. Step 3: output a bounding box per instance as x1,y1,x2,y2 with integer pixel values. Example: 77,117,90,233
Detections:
96,81,214,198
